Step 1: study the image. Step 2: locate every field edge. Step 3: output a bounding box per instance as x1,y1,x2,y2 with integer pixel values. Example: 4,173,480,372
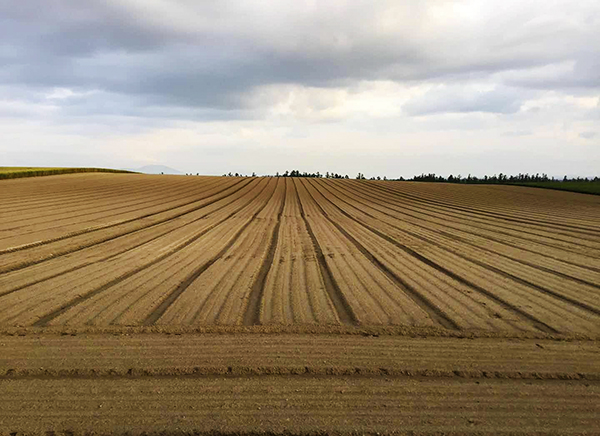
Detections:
0,167,138,180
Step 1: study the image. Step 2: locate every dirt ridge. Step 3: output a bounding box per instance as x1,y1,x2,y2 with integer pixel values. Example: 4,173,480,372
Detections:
1,175,599,335
293,179,358,326
368,180,600,235
307,179,461,329
243,179,287,325
1,365,598,381
334,179,600,275
143,179,277,325
31,179,270,327
313,180,562,333
320,180,600,321
0,178,250,267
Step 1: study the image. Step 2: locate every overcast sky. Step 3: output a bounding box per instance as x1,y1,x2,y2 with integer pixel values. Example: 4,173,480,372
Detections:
1,1,599,177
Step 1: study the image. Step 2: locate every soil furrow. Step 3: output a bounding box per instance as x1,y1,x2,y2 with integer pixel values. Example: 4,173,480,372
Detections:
435,227,600,280
0,179,259,296
324,180,600,317
0,176,211,228
242,179,287,326
331,179,600,291
258,181,338,325
313,180,559,334
2,376,598,434
3,335,598,375
364,181,600,255
2,174,598,338
303,179,459,330
340,179,600,274
0,178,252,276
142,180,277,326
30,180,269,327
0,174,173,213
292,179,358,326
373,181,600,235
2,366,598,381
366,180,600,241
36,181,277,328
460,254,600,316
157,179,282,326
433,228,600,293
0,178,246,257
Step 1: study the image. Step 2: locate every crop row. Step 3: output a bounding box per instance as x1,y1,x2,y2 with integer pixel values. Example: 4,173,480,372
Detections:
0,174,598,336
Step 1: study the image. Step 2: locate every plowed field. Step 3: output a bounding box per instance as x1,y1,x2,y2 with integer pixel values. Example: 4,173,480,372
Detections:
1,173,599,336
1,173,599,434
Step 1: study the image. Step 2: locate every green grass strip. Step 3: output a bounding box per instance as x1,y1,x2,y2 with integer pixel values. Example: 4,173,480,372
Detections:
0,167,137,180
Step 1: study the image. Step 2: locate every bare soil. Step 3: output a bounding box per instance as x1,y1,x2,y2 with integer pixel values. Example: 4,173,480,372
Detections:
1,334,599,435
1,173,599,434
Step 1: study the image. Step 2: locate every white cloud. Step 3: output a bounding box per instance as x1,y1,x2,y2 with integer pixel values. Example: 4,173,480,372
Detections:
403,85,527,115
0,0,599,176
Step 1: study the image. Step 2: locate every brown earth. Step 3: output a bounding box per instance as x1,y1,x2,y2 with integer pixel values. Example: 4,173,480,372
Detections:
1,173,599,434
1,334,599,435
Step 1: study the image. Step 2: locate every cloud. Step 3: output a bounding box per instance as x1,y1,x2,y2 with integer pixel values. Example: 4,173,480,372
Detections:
1,1,599,176
503,59,600,90
1,0,599,118
502,130,532,137
403,86,527,116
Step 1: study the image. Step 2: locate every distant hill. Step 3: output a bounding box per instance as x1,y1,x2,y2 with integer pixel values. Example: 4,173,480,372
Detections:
131,165,183,175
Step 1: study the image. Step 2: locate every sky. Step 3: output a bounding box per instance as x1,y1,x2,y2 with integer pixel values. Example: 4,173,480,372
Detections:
1,0,599,178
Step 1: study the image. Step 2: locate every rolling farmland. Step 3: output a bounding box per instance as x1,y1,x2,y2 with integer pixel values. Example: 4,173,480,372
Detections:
1,172,600,435
0,172,599,335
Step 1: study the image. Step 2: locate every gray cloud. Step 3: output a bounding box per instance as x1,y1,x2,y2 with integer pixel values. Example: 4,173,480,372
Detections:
1,1,599,177
1,0,598,119
403,86,527,116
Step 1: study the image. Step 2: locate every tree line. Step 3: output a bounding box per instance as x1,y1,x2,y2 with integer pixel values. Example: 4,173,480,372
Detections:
409,173,600,184
218,170,598,184
223,170,351,179
221,169,393,180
